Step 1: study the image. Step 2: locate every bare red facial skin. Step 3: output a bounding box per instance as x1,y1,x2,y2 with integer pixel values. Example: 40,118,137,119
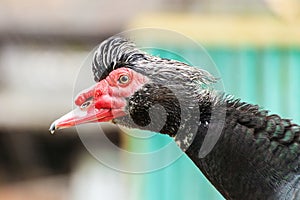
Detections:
49,67,149,133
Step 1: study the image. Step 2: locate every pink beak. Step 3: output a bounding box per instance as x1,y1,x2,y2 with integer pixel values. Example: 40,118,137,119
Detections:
49,107,114,134
49,82,127,134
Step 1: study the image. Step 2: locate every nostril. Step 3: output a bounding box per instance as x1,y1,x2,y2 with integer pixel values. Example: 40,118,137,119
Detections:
81,101,91,109
80,99,93,110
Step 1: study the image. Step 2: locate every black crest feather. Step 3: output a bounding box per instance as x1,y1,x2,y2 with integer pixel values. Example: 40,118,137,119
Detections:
92,36,145,82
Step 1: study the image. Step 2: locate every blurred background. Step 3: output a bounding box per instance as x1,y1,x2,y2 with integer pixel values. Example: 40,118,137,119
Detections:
0,0,299,199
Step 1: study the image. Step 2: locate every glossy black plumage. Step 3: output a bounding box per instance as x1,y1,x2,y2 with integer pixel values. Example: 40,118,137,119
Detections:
186,97,300,199
92,36,300,200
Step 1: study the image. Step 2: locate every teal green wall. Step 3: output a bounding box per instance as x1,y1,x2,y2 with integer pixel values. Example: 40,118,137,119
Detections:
131,46,300,200
209,47,300,123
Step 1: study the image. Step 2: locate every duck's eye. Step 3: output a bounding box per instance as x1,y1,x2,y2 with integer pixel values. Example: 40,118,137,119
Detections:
118,75,130,84
80,100,91,109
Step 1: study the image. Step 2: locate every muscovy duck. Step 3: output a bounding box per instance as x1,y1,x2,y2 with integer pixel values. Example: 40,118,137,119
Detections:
50,36,300,200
